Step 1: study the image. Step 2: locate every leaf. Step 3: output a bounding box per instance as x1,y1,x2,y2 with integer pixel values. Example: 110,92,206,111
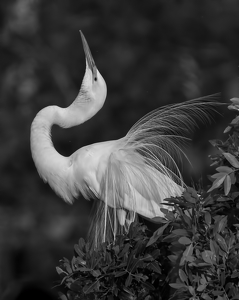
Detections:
208,174,227,193
184,243,194,257
225,282,232,292
78,238,85,250
146,223,169,247
201,250,214,264
231,271,239,278
216,196,229,202
228,234,235,250
75,256,86,266
187,187,198,198
223,152,239,168
119,243,130,258
150,216,168,224
210,239,219,257
126,250,135,269
134,273,148,282
91,269,101,277
56,267,67,276
201,293,212,300
125,274,132,287
218,216,227,233
204,211,211,225
211,173,227,179
148,261,161,274
213,216,225,235
184,255,195,263
128,257,141,273
224,126,232,133
142,253,154,261
220,270,225,285
231,115,239,124
230,172,236,184
184,194,196,204
180,243,194,266
228,103,239,111
64,262,72,274
194,262,212,267
168,255,178,263
183,188,198,204
118,291,134,300
160,208,175,221
83,280,100,294
74,244,85,258
224,175,231,195
58,292,68,300
200,274,207,285
163,233,178,243
232,192,239,199
179,269,188,285
197,284,207,292
151,249,161,259
182,213,192,227
188,286,195,296
178,237,192,245
230,97,239,104
113,262,127,269
172,229,190,236
115,270,127,277
79,266,92,272
169,283,187,289
215,233,228,252
85,242,89,253
216,166,233,173
141,281,155,291
204,195,215,205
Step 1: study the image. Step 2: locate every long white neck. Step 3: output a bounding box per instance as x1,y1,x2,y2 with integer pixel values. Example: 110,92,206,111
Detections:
30,104,95,203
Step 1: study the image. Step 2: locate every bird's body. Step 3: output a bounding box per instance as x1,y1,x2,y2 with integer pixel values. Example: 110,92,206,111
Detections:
31,32,219,248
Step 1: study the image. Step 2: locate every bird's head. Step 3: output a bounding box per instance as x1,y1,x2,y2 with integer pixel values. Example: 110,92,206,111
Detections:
72,31,107,117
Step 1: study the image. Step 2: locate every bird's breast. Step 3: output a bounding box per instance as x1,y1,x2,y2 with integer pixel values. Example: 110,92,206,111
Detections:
71,140,119,197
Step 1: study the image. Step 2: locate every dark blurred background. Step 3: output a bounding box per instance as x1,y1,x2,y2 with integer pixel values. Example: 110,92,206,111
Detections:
0,0,239,298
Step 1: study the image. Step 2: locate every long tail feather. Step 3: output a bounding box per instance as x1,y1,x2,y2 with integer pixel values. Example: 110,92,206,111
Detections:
125,93,221,174
87,199,118,249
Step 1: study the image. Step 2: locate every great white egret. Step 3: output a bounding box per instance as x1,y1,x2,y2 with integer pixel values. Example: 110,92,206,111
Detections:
31,31,218,248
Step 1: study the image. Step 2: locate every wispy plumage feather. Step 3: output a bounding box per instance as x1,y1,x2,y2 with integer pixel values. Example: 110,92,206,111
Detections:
89,94,221,248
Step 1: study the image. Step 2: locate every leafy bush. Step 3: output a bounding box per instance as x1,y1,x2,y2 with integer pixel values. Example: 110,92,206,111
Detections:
56,99,239,300
56,222,172,300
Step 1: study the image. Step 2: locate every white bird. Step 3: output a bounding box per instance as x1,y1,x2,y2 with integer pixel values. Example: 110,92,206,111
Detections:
30,31,218,248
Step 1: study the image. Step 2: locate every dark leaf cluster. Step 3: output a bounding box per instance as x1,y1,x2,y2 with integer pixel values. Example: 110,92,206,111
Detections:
56,223,169,300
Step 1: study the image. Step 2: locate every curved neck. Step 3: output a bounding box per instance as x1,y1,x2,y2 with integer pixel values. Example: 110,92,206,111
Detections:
30,105,83,202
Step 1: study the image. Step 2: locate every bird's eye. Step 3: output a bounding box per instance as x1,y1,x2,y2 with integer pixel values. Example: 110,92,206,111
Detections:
94,77,97,81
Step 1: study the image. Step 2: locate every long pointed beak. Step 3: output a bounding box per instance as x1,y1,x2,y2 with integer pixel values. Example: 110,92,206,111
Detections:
80,30,98,81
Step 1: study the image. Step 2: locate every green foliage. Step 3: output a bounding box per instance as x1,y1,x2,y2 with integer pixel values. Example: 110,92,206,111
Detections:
56,99,239,299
